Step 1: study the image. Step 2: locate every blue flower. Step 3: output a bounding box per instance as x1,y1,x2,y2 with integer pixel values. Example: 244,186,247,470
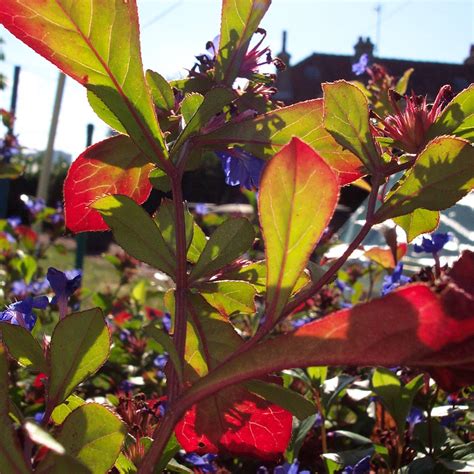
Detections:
34,411,45,423
342,455,371,474
407,407,424,427
216,149,265,190
49,202,64,224
7,216,21,228
162,313,172,333
11,278,50,298
183,453,217,473
46,267,82,318
352,54,369,76
195,203,210,215
274,460,310,474
47,268,81,303
291,314,314,329
414,232,450,254
153,354,168,369
154,353,168,379
381,263,410,295
118,380,135,393
21,195,46,216
0,296,49,331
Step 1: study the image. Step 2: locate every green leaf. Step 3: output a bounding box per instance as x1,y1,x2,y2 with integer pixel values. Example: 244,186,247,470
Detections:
87,91,126,134
0,162,23,179
114,453,136,474
394,68,414,95
259,137,339,322
51,394,85,425
146,69,175,112
48,308,110,408
155,199,194,256
182,294,242,379
375,137,474,222
180,93,204,125
322,375,355,412
287,414,319,462
189,217,255,282
0,345,32,474
215,0,271,84
427,85,474,141
11,254,37,284
195,280,257,316
0,323,47,373
218,260,311,295
323,80,381,171
145,323,183,384
321,453,344,473
245,380,317,420
149,168,171,192
131,279,149,305
307,366,328,387
23,421,65,454
92,195,175,277
187,222,207,264
0,0,168,163
394,209,440,242
155,434,181,474
37,403,126,474
171,87,234,157
200,98,364,185
372,368,423,436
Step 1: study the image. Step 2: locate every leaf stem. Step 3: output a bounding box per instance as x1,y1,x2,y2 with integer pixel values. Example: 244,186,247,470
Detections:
168,173,188,403
227,174,383,361
139,175,384,470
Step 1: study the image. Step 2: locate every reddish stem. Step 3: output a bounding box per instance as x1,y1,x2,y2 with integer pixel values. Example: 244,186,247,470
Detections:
168,173,189,403
140,175,383,470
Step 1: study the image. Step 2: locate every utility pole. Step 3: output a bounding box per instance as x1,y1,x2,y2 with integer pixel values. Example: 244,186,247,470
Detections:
375,3,382,56
36,72,66,201
0,65,21,218
74,123,94,272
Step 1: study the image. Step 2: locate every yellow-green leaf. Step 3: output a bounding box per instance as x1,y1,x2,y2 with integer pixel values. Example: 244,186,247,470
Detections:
259,137,339,322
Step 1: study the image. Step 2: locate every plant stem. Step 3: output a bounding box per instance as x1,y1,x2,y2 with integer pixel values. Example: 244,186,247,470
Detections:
168,174,188,403
141,176,384,469
138,407,184,474
313,388,327,454
228,174,383,360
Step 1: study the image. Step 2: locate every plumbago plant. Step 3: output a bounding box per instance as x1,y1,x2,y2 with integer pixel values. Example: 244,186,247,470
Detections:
1,0,474,472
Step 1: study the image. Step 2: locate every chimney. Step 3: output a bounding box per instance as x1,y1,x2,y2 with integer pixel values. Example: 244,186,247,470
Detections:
277,30,291,66
275,31,293,103
464,44,474,65
354,36,374,60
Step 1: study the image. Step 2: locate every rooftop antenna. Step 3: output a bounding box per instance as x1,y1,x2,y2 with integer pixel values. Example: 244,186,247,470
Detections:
375,3,382,56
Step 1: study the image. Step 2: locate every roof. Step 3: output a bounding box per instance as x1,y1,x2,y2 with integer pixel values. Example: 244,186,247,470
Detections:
282,52,474,103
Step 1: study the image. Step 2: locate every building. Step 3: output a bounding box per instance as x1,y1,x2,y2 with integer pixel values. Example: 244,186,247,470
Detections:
275,34,474,104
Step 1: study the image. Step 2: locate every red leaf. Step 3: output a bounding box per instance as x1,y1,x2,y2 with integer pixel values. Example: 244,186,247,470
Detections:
448,249,474,295
429,250,474,391
174,295,292,460
182,284,474,407
175,385,292,461
64,135,154,233
201,99,364,185
364,243,407,269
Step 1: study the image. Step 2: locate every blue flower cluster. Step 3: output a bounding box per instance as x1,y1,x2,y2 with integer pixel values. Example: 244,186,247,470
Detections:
216,149,265,190
0,267,82,331
352,53,369,76
381,263,410,295
414,232,450,255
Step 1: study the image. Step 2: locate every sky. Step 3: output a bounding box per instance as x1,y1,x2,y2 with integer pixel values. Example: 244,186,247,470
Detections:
0,0,472,160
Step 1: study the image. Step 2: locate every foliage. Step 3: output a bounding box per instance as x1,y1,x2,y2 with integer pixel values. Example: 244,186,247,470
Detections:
0,0,473,473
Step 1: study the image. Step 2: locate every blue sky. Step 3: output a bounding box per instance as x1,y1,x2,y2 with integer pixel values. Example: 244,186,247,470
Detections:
0,0,472,159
